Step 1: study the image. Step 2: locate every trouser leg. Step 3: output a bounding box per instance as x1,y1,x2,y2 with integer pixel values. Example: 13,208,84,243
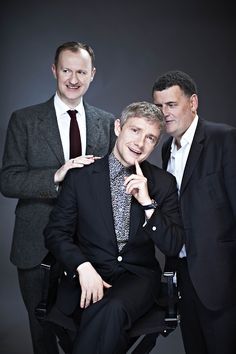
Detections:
72,272,157,354
18,266,59,354
178,258,236,354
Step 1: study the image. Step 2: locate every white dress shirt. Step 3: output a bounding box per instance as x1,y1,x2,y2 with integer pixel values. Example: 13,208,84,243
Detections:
167,115,199,257
54,93,87,161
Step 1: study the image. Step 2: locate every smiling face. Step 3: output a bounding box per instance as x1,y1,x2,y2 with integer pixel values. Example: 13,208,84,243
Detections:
153,85,198,144
52,48,96,108
113,116,161,167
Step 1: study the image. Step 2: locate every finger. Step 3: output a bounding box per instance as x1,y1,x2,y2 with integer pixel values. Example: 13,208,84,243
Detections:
77,157,96,165
92,290,99,303
135,160,143,176
80,290,86,308
82,159,95,165
84,290,92,308
74,154,93,159
126,185,139,196
124,177,141,192
71,163,84,168
97,287,104,302
124,173,139,186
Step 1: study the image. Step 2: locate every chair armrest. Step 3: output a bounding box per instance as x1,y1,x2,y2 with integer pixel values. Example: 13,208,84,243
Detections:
162,271,180,324
35,252,62,322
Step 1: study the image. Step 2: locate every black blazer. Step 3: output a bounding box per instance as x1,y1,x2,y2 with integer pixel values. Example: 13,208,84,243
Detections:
44,156,183,314
162,118,236,311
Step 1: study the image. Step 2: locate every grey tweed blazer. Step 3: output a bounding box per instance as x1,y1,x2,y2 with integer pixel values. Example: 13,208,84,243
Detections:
1,96,116,268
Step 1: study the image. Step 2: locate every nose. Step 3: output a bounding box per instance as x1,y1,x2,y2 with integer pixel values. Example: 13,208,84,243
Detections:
69,72,79,85
134,134,145,149
162,105,170,117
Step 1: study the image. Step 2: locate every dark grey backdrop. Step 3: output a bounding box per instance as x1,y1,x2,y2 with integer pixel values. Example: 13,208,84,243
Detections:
1,1,235,353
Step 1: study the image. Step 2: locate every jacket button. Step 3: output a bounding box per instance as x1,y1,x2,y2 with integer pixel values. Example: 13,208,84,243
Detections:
117,256,123,262
152,226,157,231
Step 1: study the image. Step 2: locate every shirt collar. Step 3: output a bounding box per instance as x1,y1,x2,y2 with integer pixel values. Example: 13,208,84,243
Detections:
109,153,134,180
171,115,199,152
54,93,84,117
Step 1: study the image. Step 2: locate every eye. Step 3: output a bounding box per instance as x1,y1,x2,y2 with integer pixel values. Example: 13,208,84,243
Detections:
131,127,138,133
168,102,177,108
78,70,87,75
147,135,157,144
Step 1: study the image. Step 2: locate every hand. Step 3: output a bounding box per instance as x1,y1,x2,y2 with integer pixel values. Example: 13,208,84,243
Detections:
76,262,112,308
54,155,100,183
124,160,152,206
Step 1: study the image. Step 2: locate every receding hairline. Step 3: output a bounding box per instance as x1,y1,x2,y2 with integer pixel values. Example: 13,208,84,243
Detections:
54,41,95,68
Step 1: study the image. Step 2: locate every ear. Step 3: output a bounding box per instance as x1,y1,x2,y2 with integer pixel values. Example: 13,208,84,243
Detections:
114,119,121,137
90,67,96,81
51,64,57,79
190,94,198,113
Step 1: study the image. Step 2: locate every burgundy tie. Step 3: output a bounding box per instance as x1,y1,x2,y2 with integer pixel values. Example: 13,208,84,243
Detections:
67,110,82,159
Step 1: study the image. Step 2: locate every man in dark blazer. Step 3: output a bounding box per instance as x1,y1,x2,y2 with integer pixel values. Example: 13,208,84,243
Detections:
152,70,236,354
44,101,184,354
0,41,116,354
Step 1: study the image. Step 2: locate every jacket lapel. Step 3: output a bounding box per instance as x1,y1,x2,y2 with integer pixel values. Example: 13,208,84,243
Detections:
180,119,205,196
128,162,152,244
84,102,101,155
128,199,143,242
89,157,117,244
162,137,172,170
38,98,65,165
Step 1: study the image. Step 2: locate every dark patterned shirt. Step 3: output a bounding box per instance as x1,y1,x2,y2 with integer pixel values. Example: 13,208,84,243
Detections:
109,153,133,251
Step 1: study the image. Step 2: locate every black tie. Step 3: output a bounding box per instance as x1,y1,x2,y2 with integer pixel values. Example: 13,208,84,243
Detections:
67,110,82,159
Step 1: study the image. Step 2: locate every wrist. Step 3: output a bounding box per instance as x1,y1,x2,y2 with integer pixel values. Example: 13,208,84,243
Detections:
77,261,91,275
141,199,158,210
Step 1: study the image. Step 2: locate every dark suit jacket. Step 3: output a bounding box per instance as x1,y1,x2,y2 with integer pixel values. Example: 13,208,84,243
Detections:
162,118,236,311
44,156,184,315
1,97,116,269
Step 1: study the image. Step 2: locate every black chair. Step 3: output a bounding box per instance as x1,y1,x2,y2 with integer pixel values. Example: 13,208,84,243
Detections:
35,253,180,354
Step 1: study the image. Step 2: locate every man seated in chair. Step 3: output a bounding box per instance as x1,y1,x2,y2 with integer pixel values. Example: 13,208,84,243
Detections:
44,101,184,354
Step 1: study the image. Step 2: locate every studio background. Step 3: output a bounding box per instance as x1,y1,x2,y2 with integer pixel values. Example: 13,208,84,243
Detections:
1,1,235,353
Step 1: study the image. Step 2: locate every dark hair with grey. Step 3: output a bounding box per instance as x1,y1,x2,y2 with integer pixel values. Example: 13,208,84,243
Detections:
120,101,164,131
54,41,95,68
152,70,198,97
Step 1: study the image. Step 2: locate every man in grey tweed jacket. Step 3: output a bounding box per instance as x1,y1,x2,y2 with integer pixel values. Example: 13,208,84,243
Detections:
0,41,116,354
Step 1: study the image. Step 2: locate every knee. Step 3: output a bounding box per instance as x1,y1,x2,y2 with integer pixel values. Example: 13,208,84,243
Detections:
106,297,128,322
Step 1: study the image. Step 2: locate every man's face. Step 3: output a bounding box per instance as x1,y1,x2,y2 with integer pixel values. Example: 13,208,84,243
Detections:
113,116,161,167
52,49,96,107
153,85,197,141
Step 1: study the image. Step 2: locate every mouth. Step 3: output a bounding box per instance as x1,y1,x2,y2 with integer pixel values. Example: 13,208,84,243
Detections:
165,118,174,123
128,147,142,157
66,84,80,90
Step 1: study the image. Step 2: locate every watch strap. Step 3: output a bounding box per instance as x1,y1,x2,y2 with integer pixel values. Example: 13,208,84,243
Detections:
142,199,158,210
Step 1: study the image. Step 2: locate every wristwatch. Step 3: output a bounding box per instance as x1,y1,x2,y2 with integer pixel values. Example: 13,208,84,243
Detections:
142,199,158,210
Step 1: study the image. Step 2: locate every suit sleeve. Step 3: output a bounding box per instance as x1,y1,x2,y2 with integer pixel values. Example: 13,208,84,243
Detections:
144,174,184,257
222,127,236,217
44,171,88,272
0,112,58,199
108,115,116,153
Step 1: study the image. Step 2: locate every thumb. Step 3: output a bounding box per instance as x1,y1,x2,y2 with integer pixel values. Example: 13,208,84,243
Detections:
103,280,112,288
